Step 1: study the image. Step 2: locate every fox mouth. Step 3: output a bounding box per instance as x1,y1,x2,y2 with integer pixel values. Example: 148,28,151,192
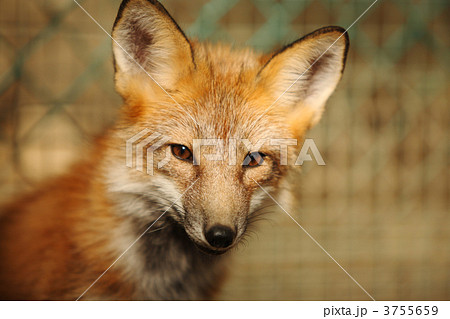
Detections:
178,223,233,255
188,229,240,256
194,243,230,256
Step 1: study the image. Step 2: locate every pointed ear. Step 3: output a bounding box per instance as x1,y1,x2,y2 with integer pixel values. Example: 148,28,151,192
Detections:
257,26,349,127
112,0,195,97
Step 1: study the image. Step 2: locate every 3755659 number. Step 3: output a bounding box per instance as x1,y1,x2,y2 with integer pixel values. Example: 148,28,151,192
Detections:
383,306,438,316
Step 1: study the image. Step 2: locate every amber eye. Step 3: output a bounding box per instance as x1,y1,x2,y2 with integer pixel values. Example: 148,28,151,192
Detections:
243,152,266,167
171,144,193,162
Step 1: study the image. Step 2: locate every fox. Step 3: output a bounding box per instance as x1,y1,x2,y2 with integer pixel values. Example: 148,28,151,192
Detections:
0,0,349,300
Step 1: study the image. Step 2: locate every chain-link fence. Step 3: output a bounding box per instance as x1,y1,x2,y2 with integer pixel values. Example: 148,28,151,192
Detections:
0,0,448,300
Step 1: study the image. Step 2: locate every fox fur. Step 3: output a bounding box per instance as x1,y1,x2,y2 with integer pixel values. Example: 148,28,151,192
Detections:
0,0,349,300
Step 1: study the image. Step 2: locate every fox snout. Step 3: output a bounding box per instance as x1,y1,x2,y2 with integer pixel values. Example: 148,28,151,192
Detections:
184,217,241,255
168,160,259,254
205,225,236,249
200,224,236,254
184,210,243,255
182,202,250,254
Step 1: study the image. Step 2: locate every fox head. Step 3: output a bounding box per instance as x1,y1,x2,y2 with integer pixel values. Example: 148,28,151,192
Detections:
105,0,349,255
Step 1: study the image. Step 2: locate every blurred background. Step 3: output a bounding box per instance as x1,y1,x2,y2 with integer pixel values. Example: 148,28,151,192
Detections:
0,0,448,300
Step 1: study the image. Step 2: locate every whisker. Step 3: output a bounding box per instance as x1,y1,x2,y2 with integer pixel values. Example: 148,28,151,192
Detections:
250,203,278,215
146,225,169,234
123,191,186,215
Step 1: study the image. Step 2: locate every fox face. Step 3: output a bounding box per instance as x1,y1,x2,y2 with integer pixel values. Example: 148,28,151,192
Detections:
106,0,349,255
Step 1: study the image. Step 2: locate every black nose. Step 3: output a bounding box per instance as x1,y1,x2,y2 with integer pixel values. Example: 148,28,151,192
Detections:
205,225,235,249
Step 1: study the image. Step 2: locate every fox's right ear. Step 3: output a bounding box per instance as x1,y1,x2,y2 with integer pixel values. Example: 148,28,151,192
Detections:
112,0,195,98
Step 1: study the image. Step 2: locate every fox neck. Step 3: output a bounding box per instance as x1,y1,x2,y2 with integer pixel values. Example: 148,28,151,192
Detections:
86,167,224,300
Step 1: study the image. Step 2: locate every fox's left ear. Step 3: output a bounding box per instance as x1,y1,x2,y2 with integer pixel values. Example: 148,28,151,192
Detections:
257,26,349,127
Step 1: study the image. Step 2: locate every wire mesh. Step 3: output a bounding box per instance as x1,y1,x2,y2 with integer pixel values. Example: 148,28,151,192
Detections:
0,0,448,300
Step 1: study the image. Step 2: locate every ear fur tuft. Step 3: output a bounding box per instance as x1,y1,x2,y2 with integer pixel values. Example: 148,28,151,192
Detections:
258,26,349,126
112,0,195,97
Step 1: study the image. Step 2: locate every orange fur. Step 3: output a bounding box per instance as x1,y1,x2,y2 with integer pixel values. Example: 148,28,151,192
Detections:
0,0,348,300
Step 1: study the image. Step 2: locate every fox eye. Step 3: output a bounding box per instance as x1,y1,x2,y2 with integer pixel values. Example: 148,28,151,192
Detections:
171,144,193,162
243,152,266,167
